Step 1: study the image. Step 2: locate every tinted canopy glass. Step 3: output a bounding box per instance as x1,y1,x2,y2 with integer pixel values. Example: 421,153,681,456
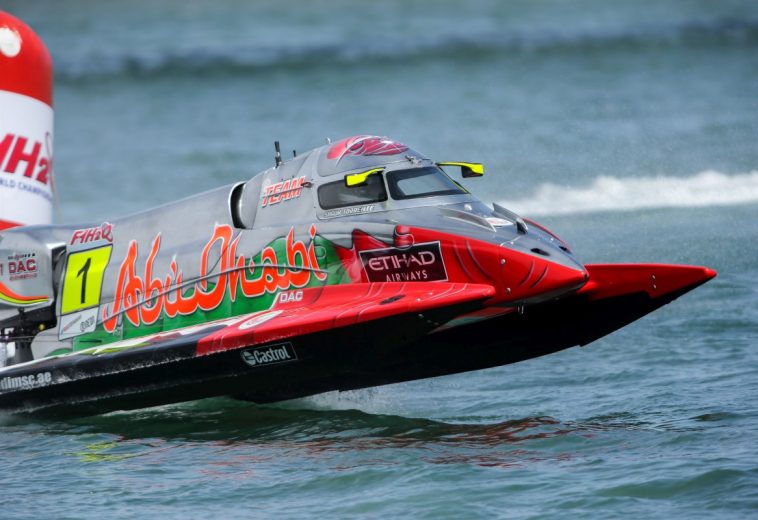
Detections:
318,174,387,209
387,167,467,200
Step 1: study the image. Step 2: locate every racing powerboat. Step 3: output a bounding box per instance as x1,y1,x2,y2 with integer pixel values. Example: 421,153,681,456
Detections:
0,135,716,416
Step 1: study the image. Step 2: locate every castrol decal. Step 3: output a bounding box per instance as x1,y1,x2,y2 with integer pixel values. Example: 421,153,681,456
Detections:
0,91,54,226
240,343,297,368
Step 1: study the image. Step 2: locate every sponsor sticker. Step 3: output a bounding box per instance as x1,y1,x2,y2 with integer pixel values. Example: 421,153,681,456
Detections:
58,307,99,340
0,371,52,392
319,204,376,219
277,290,303,304
240,342,297,368
261,176,306,207
69,222,114,246
359,241,448,283
0,251,38,281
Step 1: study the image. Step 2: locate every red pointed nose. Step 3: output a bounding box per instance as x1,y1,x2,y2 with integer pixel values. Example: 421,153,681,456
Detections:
579,263,717,301
498,252,588,305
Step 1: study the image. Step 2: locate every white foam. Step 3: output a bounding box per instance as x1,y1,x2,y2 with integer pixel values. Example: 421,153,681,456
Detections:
279,387,407,416
500,170,758,217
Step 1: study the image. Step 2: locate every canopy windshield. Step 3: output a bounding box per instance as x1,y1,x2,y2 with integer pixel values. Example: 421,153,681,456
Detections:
387,167,467,200
318,174,387,209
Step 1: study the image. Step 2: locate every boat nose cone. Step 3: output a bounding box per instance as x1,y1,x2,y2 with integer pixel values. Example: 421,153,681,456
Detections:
527,261,588,301
500,252,588,304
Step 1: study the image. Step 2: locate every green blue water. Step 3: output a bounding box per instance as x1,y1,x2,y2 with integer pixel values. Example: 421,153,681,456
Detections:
2,0,757,517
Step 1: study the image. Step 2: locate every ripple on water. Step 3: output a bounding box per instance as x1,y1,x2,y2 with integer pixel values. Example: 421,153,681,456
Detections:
597,468,757,500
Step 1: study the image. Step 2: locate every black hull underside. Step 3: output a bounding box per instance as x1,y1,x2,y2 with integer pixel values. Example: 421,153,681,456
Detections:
0,286,691,418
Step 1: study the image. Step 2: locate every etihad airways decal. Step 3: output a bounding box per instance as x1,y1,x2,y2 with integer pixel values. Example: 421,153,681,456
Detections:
101,225,326,332
359,241,448,282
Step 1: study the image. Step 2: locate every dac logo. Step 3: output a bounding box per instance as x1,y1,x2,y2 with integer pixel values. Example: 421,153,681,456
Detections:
0,252,38,281
277,290,303,304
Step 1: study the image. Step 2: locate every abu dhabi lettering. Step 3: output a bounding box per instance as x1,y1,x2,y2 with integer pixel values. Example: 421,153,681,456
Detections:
102,225,326,332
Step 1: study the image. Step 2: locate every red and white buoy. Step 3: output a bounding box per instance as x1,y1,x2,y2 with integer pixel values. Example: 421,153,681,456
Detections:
0,11,54,230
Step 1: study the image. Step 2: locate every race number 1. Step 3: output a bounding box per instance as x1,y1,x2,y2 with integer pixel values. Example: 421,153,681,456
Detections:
61,245,112,314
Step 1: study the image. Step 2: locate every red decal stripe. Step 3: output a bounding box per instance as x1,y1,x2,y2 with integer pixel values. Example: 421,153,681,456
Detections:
0,218,21,230
0,280,48,305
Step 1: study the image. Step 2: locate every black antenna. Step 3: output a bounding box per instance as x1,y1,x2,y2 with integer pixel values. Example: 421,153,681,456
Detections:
293,149,297,157
274,141,282,167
